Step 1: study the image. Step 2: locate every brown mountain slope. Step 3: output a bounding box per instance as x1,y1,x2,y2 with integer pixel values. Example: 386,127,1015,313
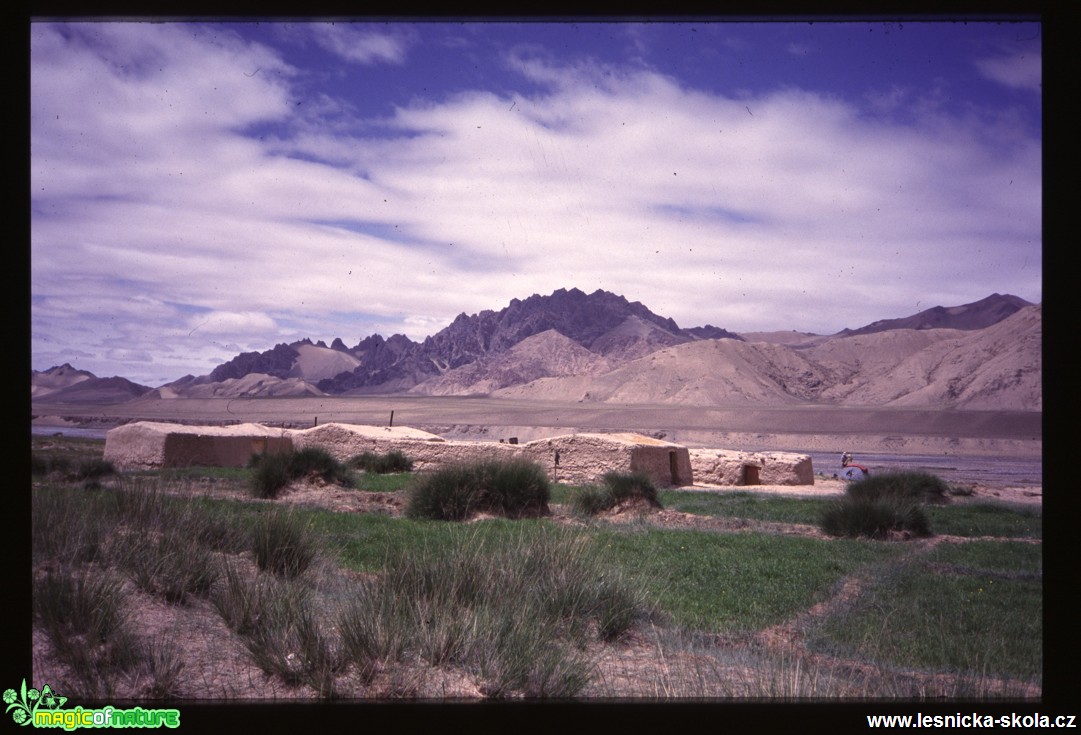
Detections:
494,339,830,405
31,363,96,398
409,330,612,396
808,328,968,397
492,305,1041,410
851,304,1041,410
158,373,324,399
587,315,690,361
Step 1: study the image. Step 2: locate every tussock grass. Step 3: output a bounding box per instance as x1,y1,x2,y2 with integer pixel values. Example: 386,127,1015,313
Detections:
31,454,73,476
212,565,338,696
571,472,662,517
351,450,413,474
820,471,948,539
252,509,318,578
338,525,651,696
144,636,186,699
405,459,550,521
33,569,142,698
846,471,951,504
116,527,219,603
32,484,112,566
250,448,354,499
820,496,933,539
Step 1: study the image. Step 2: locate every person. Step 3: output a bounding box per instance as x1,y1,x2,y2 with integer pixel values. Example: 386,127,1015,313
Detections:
840,451,870,481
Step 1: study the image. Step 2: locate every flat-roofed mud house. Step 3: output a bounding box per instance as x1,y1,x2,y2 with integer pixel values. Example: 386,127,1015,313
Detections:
518,432,694,487
688,448,813,486
104,421,810,489
103,421,294,471
288,422,518,470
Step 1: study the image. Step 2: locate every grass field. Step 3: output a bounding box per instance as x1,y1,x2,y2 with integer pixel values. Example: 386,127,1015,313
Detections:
29,435,1042,701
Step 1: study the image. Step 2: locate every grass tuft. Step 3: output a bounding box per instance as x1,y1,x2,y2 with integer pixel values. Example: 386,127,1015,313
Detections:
338,526,649,696
351,450,414,474
250,448,353,498
405,459,550,521
252,509,319,578
33,569,142,697
846,471,951,505
820,471,949,539
820,496,932,539
572,471,663,516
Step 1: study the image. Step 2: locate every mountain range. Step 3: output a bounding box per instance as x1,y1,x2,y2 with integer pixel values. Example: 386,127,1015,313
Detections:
31,289,1040,411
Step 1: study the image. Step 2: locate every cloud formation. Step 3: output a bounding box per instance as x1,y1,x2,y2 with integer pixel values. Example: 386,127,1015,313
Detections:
31,22,1041,386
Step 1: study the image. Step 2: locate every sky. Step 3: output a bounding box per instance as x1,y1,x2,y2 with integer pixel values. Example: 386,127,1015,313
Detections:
30,19,1042,387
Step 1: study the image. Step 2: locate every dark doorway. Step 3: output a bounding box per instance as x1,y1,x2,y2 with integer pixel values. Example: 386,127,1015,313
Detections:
742,464,761,485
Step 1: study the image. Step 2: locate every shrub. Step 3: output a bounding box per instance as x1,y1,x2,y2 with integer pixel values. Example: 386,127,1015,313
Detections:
845,471,951,505
820,496,932,539
250,448,353,499
351,450,414,474
252,509,318,578
405,459,550,521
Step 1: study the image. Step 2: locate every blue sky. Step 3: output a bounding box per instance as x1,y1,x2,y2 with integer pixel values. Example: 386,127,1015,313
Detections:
30,20,1042,386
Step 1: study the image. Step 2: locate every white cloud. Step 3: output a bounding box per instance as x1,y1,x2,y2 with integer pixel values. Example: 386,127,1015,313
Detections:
307,23,411,65
186,311,279,336
973,50,1041,93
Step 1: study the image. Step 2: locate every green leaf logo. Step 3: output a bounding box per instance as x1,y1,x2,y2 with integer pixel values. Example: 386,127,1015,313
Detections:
4,680,67,726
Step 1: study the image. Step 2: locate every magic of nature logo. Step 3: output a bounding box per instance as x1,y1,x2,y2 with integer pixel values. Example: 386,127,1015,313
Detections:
4,680,179,729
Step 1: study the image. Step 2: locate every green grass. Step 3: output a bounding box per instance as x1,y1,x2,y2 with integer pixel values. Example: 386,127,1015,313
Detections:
592,528,904,632
810,540,1042,680
926,502,1042,539
657,489,1042,540
156,465,253,482
31,435,107,466
659,490,832,525
352,471,414,493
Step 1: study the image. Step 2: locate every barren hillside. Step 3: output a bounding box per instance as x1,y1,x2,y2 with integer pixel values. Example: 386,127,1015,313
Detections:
491,305,1041,410
409,330,613,396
